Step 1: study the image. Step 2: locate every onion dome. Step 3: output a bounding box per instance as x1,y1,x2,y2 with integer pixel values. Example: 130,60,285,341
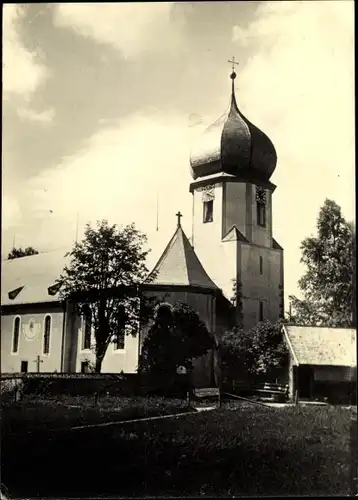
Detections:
190,68,277,183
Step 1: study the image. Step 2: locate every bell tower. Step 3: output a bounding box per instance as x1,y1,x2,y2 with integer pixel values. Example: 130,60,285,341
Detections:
189,59,284,330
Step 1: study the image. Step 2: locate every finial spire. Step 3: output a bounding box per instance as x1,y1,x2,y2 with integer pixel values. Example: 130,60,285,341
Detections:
228,56,239,94
176,211,183,228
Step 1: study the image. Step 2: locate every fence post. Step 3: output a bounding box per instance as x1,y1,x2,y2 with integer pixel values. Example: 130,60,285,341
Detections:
294,389,298,405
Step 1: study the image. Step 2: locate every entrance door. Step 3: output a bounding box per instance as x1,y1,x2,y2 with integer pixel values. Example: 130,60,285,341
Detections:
20,360,28,373
298,365,314,398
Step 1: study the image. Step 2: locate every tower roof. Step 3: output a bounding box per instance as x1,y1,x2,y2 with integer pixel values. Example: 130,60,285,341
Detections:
190,60,277,183
147,213,218,290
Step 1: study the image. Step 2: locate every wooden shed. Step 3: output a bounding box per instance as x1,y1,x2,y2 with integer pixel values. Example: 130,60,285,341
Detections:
283,325,356,404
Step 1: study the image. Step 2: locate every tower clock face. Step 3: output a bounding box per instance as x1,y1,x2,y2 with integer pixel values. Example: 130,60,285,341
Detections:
24,317,38,341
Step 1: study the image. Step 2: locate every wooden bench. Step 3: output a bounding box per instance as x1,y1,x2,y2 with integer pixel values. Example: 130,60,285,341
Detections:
189,387,221,407
253,383,289,401
231,380,289,401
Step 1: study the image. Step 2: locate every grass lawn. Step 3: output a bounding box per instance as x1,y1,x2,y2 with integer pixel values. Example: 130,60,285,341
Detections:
1,400,356,498
1,395,194,434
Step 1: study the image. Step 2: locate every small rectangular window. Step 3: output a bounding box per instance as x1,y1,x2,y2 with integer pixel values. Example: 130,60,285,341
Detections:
81,361,89,373
260,256,263,275
20,361,28,373
257,202,266,227
114,331,125,350
259,301,264,322
203,200,214,223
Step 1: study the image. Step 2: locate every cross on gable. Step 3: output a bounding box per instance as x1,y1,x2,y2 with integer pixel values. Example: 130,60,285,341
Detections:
176,211,183,227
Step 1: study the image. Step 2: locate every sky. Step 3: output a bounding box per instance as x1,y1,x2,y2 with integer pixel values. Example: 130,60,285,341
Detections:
2,1,355,305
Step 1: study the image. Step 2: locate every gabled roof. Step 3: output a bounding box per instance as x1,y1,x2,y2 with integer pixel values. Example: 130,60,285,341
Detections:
147,224,218,290
273,238,283,250
283,325,356,367
1,249,70,306
222,225,248,243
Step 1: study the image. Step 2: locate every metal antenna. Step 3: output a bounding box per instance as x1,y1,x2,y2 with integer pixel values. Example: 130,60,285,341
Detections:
75,211,79,243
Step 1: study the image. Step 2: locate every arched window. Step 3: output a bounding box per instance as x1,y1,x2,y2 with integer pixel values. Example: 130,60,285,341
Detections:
12,316,20,353
155,302,173,315
257,202,266,227
203,200,214,223
155,303,174,328
43,315,51,354
82,306,92,350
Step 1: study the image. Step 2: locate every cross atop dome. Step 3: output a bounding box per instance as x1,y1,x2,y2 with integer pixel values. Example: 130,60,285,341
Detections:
228,56,239,80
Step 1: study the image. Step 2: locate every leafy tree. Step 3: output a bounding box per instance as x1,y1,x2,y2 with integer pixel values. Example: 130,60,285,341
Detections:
58,219,157,373
289,199,354,327
219,320,288,384
7,246,39,260
138,302,214,380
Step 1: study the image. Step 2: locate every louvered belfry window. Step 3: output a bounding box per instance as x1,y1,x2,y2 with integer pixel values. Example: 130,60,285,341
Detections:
256,186,266,227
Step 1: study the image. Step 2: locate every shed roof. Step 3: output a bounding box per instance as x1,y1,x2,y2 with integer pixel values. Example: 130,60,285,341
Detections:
283,325,356,367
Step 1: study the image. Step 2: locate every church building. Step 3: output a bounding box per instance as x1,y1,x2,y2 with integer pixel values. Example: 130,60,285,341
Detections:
1,66,283,383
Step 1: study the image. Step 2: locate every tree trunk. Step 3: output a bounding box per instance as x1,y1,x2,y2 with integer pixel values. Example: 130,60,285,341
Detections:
95,357,103,373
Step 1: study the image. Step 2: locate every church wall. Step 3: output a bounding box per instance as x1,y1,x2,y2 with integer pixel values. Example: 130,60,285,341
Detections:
74,322,139,374
191,349,214,388
192,183,237,301
215,297,235,340
192,182,224,249
223,182,247,237
102,333,139,373
141,289,217,387
239,243,282,331
142,289,215,333
63,306,81,373
1,305,64,373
